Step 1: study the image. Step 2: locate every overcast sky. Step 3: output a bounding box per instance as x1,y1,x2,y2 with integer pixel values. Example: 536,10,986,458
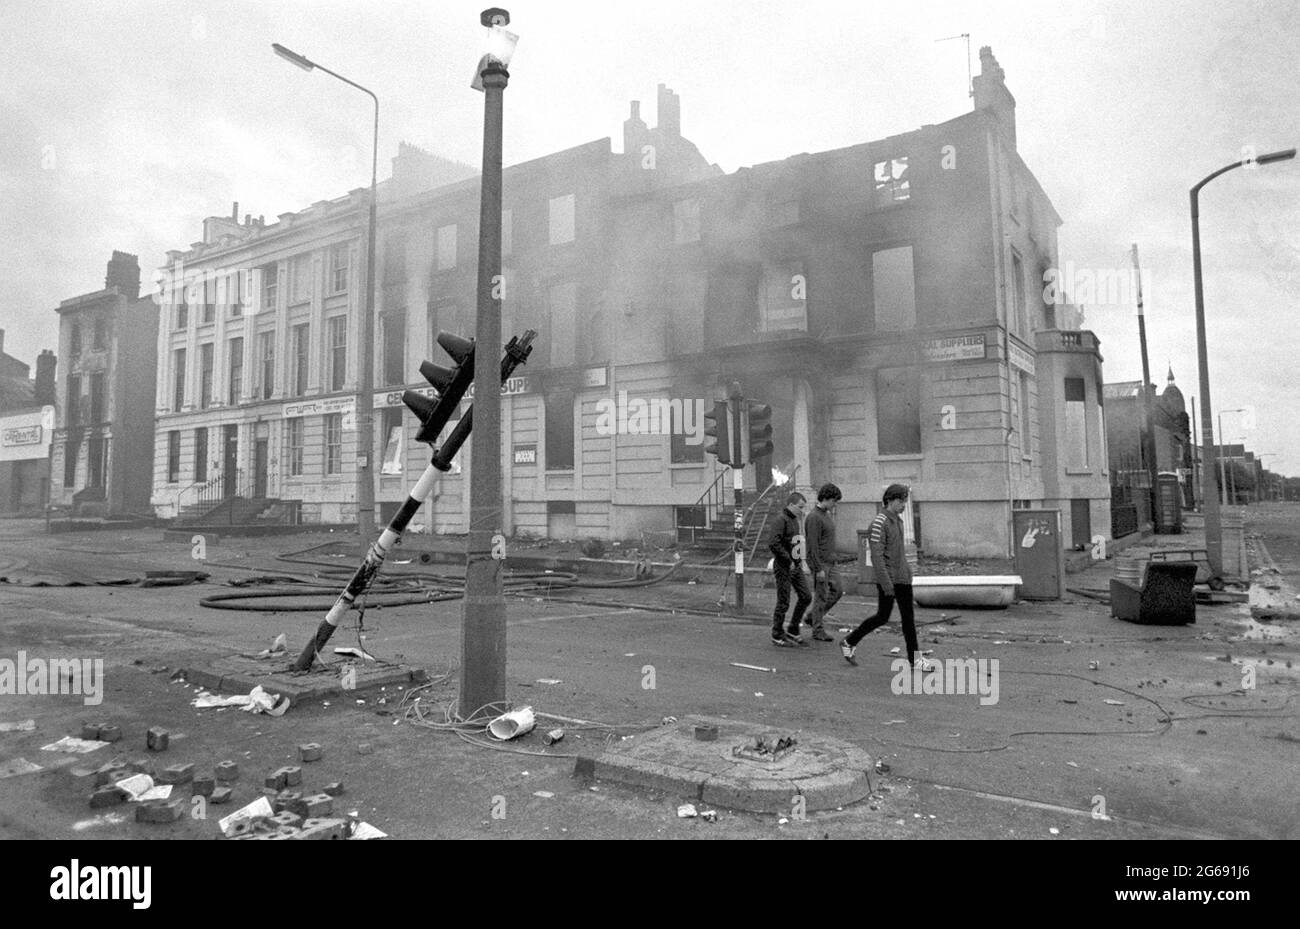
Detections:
1,0,1297,471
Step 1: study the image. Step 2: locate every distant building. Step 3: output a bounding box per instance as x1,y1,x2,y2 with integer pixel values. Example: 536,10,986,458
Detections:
0,331,57,514
50,252,158,517
152,52,1112,559
1104,368,1193,536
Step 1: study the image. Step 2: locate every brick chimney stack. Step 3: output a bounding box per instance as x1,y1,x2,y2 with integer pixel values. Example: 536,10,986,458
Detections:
624,99,648,155
105,251,141,300
657,83,681,137
34,350,57,405
973,46,1017,149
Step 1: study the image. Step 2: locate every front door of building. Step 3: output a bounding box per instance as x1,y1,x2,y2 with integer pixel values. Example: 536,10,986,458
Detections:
223,425,239,499
254,438,268,499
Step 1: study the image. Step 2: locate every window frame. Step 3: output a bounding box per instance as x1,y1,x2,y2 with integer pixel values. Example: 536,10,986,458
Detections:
329,244,350,295
285,417,305,477
325,413,343,475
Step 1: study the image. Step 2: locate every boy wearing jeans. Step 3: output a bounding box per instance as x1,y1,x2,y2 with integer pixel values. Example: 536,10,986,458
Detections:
841,484,935,671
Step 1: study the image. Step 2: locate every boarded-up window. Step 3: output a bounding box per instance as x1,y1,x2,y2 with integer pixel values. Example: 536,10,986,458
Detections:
381,309,406,387
876,367,921,455
292,324,310,397
194,428,208,482
167,431,180,483
872,246,916,331
545,391,575,471
1064,377,1089,470
1019,371,1031,456
549,282,577,368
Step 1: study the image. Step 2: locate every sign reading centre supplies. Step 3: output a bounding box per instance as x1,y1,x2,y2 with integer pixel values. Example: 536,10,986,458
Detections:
921,334,986,363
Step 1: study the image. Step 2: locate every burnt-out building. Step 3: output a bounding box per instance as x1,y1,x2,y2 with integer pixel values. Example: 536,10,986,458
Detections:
150,49,1110,558
50,252,159,517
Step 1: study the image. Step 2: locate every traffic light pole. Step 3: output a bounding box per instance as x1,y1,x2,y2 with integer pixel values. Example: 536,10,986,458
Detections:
460,57,510,722
291,463,441,672
733,462,745,613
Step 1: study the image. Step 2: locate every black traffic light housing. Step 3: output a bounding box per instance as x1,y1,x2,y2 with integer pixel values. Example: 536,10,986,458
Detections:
703,399,732,466
429,331,535,472
744,401,773,464
403,332,476,446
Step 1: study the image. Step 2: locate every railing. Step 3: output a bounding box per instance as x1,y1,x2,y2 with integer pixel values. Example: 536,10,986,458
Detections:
678,466,730,543
744,463,801,563
174,475,220,518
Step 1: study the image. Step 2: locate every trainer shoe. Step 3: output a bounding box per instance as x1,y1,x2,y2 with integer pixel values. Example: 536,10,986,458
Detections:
840,639,858,665
771,634,794,647
811,629,835,642
784,632,808,647
913,654,938,672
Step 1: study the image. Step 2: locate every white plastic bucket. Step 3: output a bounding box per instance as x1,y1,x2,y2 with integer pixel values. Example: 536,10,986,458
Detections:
487,706,536,741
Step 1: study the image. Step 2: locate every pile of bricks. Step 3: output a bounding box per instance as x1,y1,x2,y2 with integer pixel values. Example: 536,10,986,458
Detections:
227,744,360,840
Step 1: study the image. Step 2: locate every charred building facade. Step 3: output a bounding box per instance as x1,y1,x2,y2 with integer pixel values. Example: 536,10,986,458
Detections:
50,252,158,517
151,53,1110,558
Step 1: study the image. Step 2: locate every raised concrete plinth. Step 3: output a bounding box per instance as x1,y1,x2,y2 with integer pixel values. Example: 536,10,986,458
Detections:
184,654,426,702
574,715,873,813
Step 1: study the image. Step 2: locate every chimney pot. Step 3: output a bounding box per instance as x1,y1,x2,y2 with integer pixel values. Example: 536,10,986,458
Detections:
232,201,239,220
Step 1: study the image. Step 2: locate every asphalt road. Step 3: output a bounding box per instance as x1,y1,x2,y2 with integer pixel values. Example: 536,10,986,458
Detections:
1,514,1296,840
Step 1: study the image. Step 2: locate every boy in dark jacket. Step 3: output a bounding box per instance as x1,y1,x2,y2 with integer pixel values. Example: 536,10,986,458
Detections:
841,484,935,670
768,492,811,647
804,482,843,642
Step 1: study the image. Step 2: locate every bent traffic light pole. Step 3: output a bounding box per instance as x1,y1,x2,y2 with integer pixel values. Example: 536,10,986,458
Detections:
289,330,535,673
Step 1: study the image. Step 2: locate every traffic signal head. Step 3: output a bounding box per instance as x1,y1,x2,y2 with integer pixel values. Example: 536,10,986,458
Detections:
403,332,475,445
746,401,773,463
703,399,732,466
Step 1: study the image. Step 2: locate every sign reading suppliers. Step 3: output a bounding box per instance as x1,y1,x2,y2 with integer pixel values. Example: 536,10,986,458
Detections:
921,335,986,363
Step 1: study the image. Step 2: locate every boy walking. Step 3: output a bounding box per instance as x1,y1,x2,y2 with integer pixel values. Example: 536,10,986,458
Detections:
841,484,935,671
768,492,812,647
804,483,843,642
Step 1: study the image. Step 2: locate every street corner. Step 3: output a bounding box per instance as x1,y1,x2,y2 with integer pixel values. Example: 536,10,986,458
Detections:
575,714,872,814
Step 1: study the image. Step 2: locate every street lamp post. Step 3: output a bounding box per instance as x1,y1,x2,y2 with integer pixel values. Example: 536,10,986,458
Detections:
1217,408,1246,507
460,9,517,722
272,43,379,540
1189,147,1295,577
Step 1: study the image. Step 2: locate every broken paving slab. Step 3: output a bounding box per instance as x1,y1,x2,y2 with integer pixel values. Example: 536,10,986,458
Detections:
574,715,873,814
183,654,428,702
1248,581,1300,622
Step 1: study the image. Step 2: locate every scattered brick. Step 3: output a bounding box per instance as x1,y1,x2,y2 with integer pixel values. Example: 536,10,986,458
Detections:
322,782,345,797
271,811,303,829
90,785,127,808
146,727,169,752
215,761,239,781
296,818,347,840
157,763,194,785
192,775,216,798
265,770,288,791
282,766,303,787
126,758,155,776
94,761,130,787
136,798,185,823
272,790,303,814
356,743,374,755
210,786,233,805
297,743,323,763
97,725,122,743
80,724,102,741
302,794,333,818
